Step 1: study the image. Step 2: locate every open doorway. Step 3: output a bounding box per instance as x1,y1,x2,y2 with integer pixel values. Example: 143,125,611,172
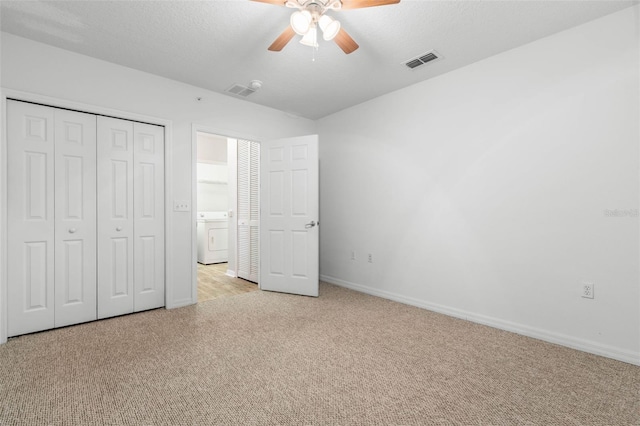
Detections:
192,129,320,301
195,131,260,303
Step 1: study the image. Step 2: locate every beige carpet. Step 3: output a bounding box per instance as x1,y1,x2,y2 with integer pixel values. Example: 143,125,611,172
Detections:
0,283,638,425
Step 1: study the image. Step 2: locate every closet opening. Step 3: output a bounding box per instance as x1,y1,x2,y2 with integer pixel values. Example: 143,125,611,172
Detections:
195,131,260,303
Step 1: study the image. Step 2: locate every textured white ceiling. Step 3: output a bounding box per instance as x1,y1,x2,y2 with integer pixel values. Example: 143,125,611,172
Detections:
1,0,637,119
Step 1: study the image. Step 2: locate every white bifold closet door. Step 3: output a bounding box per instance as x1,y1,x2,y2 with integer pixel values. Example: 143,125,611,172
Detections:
54,109,98,328
97,117,164,319
237,140,260,283
7,101,97,336
132,122,165,312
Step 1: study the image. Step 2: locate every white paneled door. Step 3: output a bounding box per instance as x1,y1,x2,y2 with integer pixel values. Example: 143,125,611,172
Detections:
97,116,135,319
54,109,97,328
260,135,319,297
97,117,165,318
7,101,98,336
7,102,56,336
133,123,165,311
7,101,165,336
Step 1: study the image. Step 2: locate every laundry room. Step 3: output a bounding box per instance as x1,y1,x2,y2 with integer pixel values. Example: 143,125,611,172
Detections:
196,132,229,266
196,132,260,302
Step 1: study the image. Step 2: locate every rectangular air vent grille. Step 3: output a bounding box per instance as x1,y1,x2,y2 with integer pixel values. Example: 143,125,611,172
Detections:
226,84,256,97
406,59,423,69
419,52,438,63
403,50,442,70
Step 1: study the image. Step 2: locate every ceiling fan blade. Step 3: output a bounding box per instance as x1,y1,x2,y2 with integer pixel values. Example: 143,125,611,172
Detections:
250,0,287,5
334,28,359,54
340,0,400,10
268,26,296,51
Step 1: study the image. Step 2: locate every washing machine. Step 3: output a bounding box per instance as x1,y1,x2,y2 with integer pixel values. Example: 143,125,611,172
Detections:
197,211,229,264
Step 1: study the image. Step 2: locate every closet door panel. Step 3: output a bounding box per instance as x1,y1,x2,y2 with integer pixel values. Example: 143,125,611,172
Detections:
97,116,134,319
54,109,97,327
237,140,250,280
237,140,259,283
7,101,55,336
249,142,260,282
133,123,165,311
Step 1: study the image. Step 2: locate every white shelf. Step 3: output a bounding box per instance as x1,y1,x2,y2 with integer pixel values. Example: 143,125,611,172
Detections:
197,179,227,185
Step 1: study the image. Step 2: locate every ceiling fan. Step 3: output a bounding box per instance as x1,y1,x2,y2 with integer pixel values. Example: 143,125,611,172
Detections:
251,0,401,54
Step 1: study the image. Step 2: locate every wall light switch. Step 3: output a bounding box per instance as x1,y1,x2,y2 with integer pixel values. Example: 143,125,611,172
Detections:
174,200,190,212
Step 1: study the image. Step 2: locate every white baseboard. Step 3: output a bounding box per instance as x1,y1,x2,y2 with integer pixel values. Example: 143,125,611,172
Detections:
226,269,236,278
320,274,640,366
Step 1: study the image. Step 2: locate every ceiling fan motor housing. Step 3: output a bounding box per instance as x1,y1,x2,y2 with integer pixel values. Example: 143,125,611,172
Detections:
292,0,342,11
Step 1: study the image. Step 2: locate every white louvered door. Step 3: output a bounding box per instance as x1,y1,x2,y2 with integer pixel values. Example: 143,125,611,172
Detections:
133,123,165,312
97,116,135,319
7,101,56,336
237,140,260,283
54,109,97,328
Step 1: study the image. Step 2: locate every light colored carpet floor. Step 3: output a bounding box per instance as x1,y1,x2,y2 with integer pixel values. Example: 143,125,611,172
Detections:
0,283,638,425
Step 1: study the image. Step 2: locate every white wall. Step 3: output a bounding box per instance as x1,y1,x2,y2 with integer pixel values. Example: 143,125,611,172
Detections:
196,163,228,212
196,133,229,212
0,33,316,325
197,133,228,164
318,6,640,364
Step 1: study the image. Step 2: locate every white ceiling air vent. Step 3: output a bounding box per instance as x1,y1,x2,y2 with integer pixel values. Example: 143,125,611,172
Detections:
226,83,257,98
403,50,442,70
226,80,263,98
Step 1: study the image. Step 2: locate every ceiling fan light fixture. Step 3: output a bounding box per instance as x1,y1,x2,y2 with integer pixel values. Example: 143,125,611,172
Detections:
299,26,318,47
318,14,340,41
325,0,342,10
290,10,312,35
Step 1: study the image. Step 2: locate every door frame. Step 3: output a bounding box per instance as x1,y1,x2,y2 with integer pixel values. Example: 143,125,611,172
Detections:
191,125,262,302
0,89,174,344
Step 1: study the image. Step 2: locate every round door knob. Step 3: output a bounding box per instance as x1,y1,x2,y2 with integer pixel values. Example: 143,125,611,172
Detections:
116,227,123,232
69,228,77,234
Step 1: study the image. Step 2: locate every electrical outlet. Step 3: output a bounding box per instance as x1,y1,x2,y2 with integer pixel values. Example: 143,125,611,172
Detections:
582,282,595,299
174,200,190,212
350,251,356,261
368,253,373,263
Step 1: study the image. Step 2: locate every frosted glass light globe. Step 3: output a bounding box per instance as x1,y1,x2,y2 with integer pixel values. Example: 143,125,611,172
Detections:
290,10,312,35
319,15,340,41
